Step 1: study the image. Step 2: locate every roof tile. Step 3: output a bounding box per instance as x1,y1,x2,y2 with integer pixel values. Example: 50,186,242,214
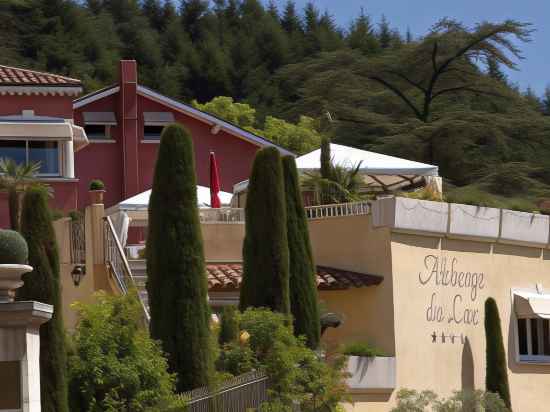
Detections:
0,65,81,86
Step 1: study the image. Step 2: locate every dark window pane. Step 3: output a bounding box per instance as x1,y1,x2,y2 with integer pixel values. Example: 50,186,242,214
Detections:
144,125,164,140
29,141,59,175
0,140,26,165
518,318,528,355
544,320,550,356
84,125,107,139
531,319,539,355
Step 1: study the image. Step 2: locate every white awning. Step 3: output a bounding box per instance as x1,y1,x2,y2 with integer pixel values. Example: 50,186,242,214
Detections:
83,112,117,125
143,112,175,125
106,185,233,215
0,121,89,152
514,290,550,319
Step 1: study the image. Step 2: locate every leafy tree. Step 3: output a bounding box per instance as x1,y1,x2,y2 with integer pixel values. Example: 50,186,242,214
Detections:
17,186,69,412
239,147,290,315
218,308,347,411
282,156,320,349
485,297,511,409
192,96,256,128
0,158,41,231
68,292,186,412
362,19,532,122
146,124,211,392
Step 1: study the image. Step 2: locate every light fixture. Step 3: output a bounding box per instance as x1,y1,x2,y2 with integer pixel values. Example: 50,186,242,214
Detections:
71,265,86,287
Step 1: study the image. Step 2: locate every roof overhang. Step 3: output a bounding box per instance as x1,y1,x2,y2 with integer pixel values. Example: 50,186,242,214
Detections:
514,290,550,319
0,85,82,97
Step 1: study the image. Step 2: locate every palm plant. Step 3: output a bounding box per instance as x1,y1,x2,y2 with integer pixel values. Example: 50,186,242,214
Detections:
0,158,41,231
303,161,364,205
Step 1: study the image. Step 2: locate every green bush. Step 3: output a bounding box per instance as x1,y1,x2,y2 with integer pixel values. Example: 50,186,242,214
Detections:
390,388,510,412
218,308,348,411
88,179,105,190
0,229,28,264
218,306,239,345
68,291,186,412
340,342,385,358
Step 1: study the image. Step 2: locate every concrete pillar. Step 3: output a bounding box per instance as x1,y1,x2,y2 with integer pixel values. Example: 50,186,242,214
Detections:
62,140,74,179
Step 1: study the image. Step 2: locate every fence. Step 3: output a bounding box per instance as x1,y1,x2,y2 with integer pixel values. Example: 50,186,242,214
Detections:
104,216,150,321
199,208,245,223
69,217,86,264
304,201,371,220
182,371,268,412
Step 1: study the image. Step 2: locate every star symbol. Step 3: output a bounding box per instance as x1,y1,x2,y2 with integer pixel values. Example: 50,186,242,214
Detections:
431,331,437,343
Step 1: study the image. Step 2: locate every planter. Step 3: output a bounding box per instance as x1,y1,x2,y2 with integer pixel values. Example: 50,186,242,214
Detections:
89,189,105,204
346,356,396,393
499,210,549,247
372,197,448,235
448,203,500,241
0,264,33,303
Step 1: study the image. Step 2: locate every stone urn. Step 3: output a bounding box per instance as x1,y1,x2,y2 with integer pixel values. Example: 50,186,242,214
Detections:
0,264,33,303
89,189,105,204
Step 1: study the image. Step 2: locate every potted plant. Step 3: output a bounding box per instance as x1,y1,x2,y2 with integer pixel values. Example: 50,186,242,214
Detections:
0,229,32,302
89,179,106,204
340,342,395,393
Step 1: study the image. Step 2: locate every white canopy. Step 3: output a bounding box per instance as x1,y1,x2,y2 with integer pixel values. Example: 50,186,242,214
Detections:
514,290,550,319
107,185,233,214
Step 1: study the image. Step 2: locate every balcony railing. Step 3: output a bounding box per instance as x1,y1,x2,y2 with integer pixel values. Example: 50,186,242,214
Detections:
199,208,245,223
69,217,86,264
305,201,371,220
104,216,150,321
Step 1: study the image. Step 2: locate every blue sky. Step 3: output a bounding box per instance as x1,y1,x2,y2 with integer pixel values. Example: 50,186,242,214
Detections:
277,0,548,95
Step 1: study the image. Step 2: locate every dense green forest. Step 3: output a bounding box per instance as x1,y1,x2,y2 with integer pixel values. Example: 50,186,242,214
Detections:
2,0,550,209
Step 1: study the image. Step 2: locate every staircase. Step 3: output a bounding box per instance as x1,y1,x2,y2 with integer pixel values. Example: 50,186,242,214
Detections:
128,258,149,312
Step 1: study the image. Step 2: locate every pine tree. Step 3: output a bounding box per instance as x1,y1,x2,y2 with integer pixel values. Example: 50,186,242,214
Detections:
146,124,211,392
348,8,379,55
180,0,209,41
406,27,413,43
542,85,550,116
142,0,164,31
487,56,507,84
378,15,392,49
485,297,511,408
17,186,69,412
281,0,302,34
240,147,290,315
524,86,543,113
283,156,320,348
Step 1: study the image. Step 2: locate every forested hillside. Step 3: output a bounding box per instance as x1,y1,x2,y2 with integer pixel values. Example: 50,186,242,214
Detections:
2,0,550,210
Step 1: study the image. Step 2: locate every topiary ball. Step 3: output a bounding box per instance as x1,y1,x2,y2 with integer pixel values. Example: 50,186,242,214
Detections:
0,230,28,264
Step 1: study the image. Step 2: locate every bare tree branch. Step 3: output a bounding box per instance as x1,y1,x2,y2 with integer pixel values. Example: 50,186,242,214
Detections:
368,76,423,120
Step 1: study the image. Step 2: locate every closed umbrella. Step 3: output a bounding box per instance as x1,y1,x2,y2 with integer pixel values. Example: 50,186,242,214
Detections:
209,151,221,208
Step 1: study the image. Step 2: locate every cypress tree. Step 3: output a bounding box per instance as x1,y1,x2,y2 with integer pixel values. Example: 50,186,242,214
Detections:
218,306,239,345
146,124,211,392
282,156,320,348
240,147,290,314
17,186,69,412
485,297,511,408
320,136,332,180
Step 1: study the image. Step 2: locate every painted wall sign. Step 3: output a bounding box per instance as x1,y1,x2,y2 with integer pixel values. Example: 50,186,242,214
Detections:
419,255,485,328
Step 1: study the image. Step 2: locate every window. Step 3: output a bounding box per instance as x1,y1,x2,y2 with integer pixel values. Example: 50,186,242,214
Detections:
0,140,60,176
84,124,110,140
517,318,550,362
143,125,164,140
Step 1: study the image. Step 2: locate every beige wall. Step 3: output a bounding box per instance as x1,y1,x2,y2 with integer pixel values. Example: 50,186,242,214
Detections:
202,223,244,262
387,233,550,412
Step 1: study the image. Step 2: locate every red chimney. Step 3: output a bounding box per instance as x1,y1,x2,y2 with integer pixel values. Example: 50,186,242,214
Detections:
119,60,140,198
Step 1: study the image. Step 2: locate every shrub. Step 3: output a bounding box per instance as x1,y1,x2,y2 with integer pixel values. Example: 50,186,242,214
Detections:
68,291,186,412
390,388,510,412
218,308,348,411
340,342,385,358
67,210,83,221
0,229,28,264
88,179,105,191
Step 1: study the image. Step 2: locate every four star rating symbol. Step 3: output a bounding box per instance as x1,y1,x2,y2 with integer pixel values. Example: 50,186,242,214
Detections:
431,331,466,344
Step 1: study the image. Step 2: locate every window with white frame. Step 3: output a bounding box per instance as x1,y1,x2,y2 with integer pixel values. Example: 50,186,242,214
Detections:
517,317,550,361
0,140,61,176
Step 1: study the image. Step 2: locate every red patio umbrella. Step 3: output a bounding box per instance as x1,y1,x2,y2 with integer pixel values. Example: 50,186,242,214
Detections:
209,151,221,208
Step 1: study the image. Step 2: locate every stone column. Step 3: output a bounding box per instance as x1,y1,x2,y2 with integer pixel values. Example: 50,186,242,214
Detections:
0,265,53,412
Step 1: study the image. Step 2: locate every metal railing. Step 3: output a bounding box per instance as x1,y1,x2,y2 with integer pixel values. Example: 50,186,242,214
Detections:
69,218,86,264
104,216,150,321
199,208,245,223
182,371,268,412
304,201,371,220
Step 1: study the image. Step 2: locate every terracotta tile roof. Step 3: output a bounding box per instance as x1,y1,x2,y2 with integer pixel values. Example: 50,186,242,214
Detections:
206,263,382,292
0,65,81,86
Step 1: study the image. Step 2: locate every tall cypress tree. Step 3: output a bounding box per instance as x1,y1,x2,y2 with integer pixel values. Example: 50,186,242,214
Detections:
146,124,211,392
240,147,290,315
485,297,511,408
282,156,320,348
17,186,69,412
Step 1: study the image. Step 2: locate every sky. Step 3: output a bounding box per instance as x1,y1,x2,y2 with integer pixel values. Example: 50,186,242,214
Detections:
278,0,549,95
